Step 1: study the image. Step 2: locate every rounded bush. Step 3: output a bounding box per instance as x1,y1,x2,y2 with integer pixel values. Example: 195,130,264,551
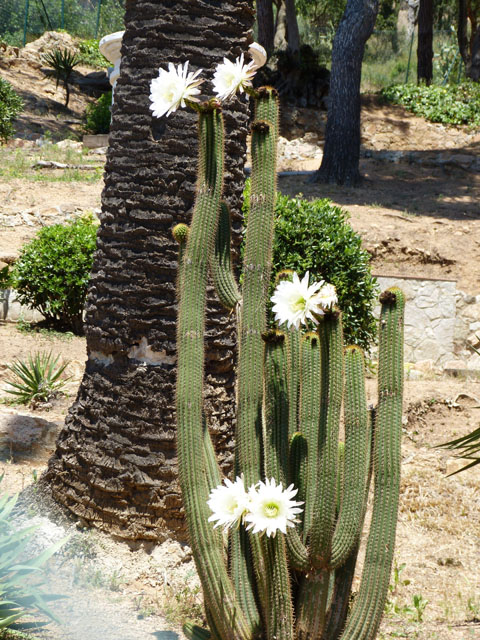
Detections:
12,217,98,333
243,184,378,349
0,78,23,144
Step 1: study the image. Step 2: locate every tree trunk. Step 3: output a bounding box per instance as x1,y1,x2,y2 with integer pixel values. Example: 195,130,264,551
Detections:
285,0,300,53
257,0,275,55
42,0,254,543
469,26,480,80
312,0,379,186
417,0,433,84
458,0,469,66
459,0,480,80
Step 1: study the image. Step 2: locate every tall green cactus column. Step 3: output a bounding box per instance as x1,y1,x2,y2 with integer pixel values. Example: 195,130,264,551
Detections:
340,287,405,640
175,103,251,640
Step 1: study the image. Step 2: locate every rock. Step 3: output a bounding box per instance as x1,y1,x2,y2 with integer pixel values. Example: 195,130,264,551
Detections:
0,407,63,457
89,147,108,155
443,359,468,371
71,70,111,92
57,139,82,150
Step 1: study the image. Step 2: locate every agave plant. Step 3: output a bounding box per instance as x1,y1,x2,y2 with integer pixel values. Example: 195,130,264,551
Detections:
42,48,80,107
4,351,69,406
0,484,68,629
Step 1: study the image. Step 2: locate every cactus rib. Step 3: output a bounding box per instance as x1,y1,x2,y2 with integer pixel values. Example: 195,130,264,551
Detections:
211,201,241,310
330,345,371,568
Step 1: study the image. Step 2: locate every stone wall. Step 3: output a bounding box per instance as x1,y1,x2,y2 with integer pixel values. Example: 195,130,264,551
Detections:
375,275,457,367
375,275,480,373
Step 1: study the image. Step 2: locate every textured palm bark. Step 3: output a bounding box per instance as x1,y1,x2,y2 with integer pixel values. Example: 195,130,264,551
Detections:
312,0,378,186
43,0,254,542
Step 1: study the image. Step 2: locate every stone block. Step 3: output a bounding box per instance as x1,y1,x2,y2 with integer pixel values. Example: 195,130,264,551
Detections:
0,407,62,457
0,290,44,323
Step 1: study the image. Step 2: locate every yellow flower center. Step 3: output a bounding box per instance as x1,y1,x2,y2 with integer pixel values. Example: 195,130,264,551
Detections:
264,502,279,518
291,296,306,312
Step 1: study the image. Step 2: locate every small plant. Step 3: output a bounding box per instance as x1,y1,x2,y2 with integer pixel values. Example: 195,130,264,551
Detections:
11,217,97,333
84,91,112,134
162,573,203,627
388,561,411,596
3,351,69,406
42,48,80,107
0,78,23,144
411,594,428,623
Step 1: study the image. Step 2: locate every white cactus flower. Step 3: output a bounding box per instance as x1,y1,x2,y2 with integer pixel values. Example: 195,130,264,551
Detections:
313,282,338,312
207,476,250,531
149,61,203,118
271,271,326,329
248,42,267,69
212,53,256,101
244,478,303,538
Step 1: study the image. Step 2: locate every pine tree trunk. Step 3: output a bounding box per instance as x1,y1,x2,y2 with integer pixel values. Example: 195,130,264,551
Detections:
417,0,433,84
458,0,480,80
312,0,378,186
257,0,275,55
469,26,480,80
42,0,254,543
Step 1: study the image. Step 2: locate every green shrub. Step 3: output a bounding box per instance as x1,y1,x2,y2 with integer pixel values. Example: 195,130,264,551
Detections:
11,217,97,333
84,91,112,134
4,351,69,406
0,78,23,144
77,38,109,68
380,81,480,127
243,183,378,349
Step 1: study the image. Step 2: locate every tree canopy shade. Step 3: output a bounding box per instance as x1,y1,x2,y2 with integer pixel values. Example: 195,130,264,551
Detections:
42,0,254,542
311,0,379,185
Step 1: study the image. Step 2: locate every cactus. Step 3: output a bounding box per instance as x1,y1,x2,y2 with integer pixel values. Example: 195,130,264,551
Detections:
173,76,405,640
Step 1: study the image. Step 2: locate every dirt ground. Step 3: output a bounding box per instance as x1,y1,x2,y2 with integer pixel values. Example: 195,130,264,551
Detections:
1,36,480,640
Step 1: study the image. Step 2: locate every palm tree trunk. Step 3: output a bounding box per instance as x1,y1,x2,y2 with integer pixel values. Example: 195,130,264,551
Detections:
43,0,254,542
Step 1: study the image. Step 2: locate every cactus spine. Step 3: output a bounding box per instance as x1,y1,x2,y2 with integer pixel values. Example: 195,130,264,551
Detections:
175,87,405,640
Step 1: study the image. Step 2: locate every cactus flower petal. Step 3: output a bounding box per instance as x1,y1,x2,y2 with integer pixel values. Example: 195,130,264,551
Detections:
149,61,203,118
271,271,331,329
312,282,338,312
212,53,256,101
207,476,250,531
244,478,303,538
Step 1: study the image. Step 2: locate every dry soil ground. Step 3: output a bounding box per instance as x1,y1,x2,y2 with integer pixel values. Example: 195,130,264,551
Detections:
0,40,479,640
